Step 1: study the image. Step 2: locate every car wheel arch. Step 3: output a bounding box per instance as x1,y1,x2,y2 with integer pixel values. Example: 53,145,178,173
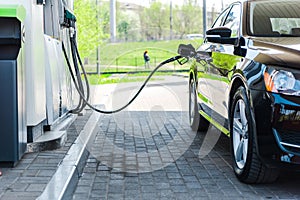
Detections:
228,76,256,132
228,77,246,116
228,77,262,165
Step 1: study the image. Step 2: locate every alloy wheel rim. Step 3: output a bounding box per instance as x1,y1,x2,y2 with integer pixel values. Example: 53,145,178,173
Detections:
233,99,249,169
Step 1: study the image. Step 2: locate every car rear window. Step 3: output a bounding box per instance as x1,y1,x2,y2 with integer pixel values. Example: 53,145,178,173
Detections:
248,0,300,37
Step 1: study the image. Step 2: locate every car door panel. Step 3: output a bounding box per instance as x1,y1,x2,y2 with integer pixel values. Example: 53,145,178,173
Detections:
197,3,242,128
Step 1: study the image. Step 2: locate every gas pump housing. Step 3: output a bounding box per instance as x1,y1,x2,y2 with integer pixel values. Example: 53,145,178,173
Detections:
0,0,76,166
0,5,26,166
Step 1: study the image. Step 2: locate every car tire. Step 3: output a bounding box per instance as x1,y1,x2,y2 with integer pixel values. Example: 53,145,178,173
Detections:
189,79,209,132
230,86,279,183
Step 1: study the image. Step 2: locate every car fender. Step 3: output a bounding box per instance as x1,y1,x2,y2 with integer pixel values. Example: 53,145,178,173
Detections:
228,70,267,165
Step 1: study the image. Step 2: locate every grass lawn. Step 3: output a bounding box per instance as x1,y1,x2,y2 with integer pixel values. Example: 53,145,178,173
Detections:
87,39,203,67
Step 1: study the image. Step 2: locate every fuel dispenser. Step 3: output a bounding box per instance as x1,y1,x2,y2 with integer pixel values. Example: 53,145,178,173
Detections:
0,0,185,167
0,0,76,166
0,5,26,166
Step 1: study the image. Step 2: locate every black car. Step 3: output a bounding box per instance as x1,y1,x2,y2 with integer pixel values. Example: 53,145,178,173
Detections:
187,0,300,183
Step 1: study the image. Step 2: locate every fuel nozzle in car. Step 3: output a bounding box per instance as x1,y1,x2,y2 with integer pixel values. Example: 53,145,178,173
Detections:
178,44,196,58
178,43,212,63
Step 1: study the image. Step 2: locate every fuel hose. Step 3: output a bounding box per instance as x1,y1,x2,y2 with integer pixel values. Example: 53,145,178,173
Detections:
62,39,182,114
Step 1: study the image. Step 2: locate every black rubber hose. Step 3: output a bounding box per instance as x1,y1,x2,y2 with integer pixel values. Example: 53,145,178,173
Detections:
62,40,182,114
62,41,82,114
69,34,86,113
72,38,90,103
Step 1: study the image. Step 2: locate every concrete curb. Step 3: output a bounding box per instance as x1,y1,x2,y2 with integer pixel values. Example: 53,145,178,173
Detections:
37,109,102,200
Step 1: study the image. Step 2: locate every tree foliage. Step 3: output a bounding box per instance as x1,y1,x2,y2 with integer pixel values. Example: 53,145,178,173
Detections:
74,0,108,58
137,1,203,41
74,0,205,53
118,20,130,41
173,2,203,38
140,2,169,40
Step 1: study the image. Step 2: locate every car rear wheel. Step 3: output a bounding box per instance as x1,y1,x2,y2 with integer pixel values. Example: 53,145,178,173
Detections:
189,79,209,132
230,86,279,183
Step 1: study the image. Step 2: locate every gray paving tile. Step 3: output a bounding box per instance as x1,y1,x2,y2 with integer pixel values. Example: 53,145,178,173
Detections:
26,184,46,192
8,182,29,192
72,110,300,200
0,111,93,199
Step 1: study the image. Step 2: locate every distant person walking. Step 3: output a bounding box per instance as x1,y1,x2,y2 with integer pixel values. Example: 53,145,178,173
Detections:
143,50,150,69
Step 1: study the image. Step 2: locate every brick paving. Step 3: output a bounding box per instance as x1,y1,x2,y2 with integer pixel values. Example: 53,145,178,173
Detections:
73,110,300,200
0,76,300,199
0,111,92,200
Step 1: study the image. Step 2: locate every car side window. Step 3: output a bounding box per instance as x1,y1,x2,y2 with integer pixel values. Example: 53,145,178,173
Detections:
212,7,230,28
223,4,241,37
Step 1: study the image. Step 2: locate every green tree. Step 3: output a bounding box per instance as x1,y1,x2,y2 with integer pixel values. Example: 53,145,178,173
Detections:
74,0,107,58
116,4,142,42
140,2,169,40
173,2,202,38
118,20,130,41
98,2,110,38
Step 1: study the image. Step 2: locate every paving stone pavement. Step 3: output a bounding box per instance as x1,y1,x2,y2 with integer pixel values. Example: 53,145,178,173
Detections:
73,110,300,200
0,76,299,200
0,111,92,200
